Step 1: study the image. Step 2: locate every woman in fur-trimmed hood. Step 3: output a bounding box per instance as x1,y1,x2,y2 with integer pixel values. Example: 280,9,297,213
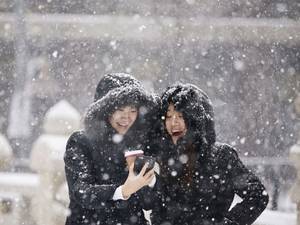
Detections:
151,83,268,225
64,73,159,225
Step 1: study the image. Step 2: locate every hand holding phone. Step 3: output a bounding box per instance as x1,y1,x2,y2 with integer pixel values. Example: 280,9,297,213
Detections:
124,150,155,174
124,150,144,168
134,156,155,174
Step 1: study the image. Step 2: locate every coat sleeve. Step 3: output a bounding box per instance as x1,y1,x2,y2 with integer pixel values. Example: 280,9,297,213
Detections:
137,175,161,211
64,131,117,210
148,176,170,225
222,145,269,225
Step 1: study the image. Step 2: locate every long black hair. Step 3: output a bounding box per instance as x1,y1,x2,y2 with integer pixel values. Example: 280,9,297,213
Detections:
160,83,217,184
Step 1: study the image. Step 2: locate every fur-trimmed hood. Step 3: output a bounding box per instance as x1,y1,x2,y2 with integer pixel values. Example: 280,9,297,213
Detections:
161,83,216,147
94,73,142,102
84,82,159,146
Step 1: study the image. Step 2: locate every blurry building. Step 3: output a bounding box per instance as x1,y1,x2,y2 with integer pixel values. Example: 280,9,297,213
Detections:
0,0,299,159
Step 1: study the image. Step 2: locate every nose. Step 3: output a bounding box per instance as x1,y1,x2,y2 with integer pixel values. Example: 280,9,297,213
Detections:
171,115,179,125
121,111,130,119
120,110,133,121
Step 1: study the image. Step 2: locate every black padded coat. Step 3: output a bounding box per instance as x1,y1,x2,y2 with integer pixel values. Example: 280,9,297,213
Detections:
64,81,158,225
150,83,269,225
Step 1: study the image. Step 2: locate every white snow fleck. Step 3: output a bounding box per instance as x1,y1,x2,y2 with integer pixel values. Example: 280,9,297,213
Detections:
130,215,138,223
109,40,117,50
139,25,146,31
171,171,177,176
240,137,246,144
139,106,148,116
52,51,58,58
168,158,175,166
231,141,237,146
102,173,109,180
179,154,188,164
4,23,11,30
112,134,123,143
213,174,220,179
233,60,245,71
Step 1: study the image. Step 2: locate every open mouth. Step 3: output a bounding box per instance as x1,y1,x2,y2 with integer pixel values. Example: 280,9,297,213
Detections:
172,131,184,137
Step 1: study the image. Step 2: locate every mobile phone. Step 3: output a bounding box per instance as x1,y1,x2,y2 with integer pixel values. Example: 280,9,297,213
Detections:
124,150,144,158
134,155,155,174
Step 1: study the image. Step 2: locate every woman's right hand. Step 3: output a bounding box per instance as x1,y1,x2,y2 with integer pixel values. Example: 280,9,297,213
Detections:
121,162,155,199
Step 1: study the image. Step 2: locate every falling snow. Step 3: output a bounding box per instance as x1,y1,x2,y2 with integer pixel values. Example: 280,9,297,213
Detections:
0,1,299,225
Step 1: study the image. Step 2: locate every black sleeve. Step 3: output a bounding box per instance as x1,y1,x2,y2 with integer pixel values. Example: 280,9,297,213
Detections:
148,176,169,225
64,131,117,209
137,173,162,211
222,145,269,225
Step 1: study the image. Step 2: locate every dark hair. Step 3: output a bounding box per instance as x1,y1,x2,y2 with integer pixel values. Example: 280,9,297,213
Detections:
161,83,216,146
160,83,217,185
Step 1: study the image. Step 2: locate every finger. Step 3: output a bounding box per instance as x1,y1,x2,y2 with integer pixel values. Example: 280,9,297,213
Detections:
128,163,135,174
145,175,155,185
126,156,136,167
138,162,149,176
144,168,155,179
145,174,155,185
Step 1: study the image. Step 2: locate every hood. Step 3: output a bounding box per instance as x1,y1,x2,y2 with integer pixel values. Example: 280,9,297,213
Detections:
94,73,141,102
84,84,159,146
161,83,216,147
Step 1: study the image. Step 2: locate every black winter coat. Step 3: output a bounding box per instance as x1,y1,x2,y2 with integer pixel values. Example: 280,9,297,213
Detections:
65,130,152,225
64,83,158,225
151,139,268,225
150,83,269,225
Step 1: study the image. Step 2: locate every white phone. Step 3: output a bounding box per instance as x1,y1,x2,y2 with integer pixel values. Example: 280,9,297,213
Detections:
124,150,144,158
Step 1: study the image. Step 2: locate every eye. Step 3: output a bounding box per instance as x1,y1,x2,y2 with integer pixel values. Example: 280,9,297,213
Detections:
130,106,137,111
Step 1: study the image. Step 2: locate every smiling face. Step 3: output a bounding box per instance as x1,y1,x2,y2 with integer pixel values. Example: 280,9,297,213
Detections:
109,105,138,135
165,103,187,144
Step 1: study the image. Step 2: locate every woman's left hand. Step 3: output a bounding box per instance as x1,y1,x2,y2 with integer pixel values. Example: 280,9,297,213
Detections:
121,163,155,198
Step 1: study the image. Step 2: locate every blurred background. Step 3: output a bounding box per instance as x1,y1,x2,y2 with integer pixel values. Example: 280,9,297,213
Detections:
0,1,299,225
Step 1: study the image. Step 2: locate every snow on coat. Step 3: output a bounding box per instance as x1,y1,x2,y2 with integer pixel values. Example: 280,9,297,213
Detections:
64,74,159,225
151,83,269,225
93,73,142,102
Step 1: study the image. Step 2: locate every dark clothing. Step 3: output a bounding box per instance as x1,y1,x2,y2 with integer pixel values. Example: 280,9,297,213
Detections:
64,77,159,225
150,83,268,225
152,139,268,225
64,131,150,225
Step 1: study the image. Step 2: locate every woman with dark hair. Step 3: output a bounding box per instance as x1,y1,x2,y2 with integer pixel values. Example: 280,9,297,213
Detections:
151,83,269,225
64,73,159,225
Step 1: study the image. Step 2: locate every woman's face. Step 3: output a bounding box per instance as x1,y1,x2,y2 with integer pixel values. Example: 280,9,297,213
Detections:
165,103,187,144
109,105,138,135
